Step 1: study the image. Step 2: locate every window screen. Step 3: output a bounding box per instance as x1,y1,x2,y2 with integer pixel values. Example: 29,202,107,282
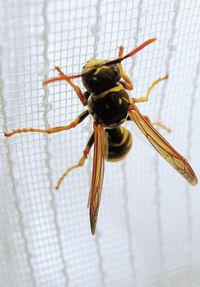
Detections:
0,1,200,286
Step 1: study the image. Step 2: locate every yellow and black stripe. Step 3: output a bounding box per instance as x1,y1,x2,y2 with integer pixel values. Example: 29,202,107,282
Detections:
106,126,132,162
88,84,130,127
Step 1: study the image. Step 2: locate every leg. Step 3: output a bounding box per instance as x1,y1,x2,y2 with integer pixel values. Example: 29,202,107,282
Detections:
132,75,168,103
55,66,88,106
127,115,171,133
118,46,134,90
143,115,171,133
55,133,94,190
4,110,89,137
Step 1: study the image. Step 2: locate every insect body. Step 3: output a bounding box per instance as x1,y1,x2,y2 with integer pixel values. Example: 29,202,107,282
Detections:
4,38,198,235
106,127,132,162
84,60,133,162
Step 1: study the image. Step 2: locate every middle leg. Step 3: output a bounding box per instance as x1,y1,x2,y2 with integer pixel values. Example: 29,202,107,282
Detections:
4,110,89,137
132,75,168,103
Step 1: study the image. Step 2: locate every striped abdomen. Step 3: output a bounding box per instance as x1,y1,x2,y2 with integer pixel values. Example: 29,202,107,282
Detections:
106,126,132,162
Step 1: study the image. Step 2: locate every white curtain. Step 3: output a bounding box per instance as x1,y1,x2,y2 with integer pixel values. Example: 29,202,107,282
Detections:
0,0,200,286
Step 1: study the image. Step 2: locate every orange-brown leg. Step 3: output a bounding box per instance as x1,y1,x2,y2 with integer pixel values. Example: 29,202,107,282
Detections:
143,115,171,133
118,46,134,90
55,66,88,106
55,133,94,190
4,110,89,137
132,75,168,103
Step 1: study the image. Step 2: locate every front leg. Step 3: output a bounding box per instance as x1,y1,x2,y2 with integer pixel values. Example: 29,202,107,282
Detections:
54,66,88,106
118,46,134,90
4,110,89,137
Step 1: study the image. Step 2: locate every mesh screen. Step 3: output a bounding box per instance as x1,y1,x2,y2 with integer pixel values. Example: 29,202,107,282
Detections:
0,0,200,286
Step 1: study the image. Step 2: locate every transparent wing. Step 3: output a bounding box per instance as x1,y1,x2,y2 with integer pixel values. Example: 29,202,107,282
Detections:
89,122,107,235
128,106,197,185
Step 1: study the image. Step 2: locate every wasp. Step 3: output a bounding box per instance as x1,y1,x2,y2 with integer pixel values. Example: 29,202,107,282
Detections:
4,38,198,235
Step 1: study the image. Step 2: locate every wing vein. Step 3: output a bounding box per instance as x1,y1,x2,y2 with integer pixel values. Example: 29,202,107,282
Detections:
128,106,197,185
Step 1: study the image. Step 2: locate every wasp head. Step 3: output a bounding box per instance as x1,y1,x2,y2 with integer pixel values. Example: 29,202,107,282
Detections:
81,59,121,93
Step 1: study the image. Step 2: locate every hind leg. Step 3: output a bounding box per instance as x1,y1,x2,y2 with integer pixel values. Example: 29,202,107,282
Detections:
143,115,171,133
127,115,171,133
55,133,94,190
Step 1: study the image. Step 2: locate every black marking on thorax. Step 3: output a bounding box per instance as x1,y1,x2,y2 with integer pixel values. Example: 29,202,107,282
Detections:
88,83,130,127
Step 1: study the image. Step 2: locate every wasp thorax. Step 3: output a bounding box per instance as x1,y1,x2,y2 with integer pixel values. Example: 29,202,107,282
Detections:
81,59,121,93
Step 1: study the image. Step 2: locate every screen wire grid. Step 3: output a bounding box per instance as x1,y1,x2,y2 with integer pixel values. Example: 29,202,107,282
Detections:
0,0,200,287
